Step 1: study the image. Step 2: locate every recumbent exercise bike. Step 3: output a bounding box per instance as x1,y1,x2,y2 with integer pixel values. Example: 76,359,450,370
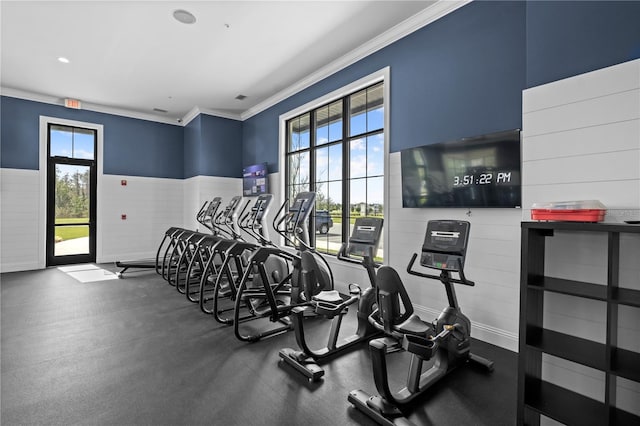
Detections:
279,216,383,381
349,220,494,426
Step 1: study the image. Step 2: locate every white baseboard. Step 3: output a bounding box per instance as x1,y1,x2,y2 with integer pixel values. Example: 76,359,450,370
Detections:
0,261,44,274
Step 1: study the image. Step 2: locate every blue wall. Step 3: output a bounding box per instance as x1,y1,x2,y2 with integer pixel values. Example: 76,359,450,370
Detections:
183,115,202,178
242,0,640,170
526,1,640,88
183,114,243,179
243,1,526,170
1,96,184,179
3,1,640,179
199,114,243,178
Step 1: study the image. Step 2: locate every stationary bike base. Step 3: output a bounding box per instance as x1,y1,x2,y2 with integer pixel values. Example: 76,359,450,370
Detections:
348,390,415,426
279,348,325,381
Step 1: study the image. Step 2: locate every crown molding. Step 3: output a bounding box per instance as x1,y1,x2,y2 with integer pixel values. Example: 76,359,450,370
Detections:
240,0,470,121
2,1,470,126
180,106,242,126
180,106,201,126
0,86,182,126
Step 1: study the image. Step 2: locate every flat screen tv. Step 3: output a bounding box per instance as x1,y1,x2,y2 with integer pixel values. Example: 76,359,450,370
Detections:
401,129,521,208
242,163,268,196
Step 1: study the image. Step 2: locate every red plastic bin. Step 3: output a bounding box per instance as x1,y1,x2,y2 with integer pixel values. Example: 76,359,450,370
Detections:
530,200,606,223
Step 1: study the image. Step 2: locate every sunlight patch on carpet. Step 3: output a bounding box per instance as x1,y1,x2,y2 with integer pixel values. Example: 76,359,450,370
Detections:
58,264,119,283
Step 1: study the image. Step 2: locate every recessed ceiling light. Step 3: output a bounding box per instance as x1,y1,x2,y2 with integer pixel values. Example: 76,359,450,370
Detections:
58,57,70,64
173,9,196,24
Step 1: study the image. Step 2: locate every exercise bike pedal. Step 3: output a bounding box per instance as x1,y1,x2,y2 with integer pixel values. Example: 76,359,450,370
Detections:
469,352,495,372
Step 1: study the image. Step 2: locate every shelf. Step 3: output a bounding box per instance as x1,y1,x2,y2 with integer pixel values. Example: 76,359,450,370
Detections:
526,327,607,370
527,276,607,301
522,221,640,234
611,287,640,308
612,347,640,382
524,377,606,426
519,222,640,426
612,407,640,425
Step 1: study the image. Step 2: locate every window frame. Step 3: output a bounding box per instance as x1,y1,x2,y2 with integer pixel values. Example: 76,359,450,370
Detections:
279,67,389,263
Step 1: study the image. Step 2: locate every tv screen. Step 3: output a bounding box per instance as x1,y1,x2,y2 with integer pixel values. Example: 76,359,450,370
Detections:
242,163,269,196
401,130,521,208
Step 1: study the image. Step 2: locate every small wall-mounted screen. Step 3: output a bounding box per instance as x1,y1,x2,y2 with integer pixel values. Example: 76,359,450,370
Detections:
401,130,521,208
243,163,268,196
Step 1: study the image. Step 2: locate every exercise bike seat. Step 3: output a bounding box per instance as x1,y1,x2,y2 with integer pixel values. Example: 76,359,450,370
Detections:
313,290,343,304
374,266,416,335
301,250,334,298
394,314,432,337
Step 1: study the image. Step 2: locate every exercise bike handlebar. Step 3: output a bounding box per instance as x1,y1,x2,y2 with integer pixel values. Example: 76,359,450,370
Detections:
314,294,360,317
406,253,475,286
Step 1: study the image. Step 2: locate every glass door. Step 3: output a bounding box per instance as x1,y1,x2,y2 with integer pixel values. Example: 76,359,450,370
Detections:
46,125,97,266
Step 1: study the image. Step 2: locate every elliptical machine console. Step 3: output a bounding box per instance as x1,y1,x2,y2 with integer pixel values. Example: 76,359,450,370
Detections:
348,220,493,426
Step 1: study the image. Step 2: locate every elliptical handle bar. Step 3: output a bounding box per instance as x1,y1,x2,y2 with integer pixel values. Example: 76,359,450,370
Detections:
196,201,209,224
337,243,381,268
272,197,313,252
406,253,475,286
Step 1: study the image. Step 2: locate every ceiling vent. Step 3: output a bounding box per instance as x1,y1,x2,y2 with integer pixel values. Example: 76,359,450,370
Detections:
235,94,247,100
173,9,196,25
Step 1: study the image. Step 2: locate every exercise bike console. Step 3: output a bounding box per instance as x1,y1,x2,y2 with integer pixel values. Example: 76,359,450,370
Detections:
419,220,469,272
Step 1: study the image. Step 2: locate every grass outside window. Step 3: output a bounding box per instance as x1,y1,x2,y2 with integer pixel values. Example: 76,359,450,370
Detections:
55,218,89,242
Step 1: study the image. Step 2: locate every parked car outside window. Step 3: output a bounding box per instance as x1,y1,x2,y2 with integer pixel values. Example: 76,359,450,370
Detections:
315,210,333,234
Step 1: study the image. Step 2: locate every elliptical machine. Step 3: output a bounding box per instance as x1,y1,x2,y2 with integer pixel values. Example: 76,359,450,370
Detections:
348,220,494,426
279,216,383,381
232,191,329,342
210,194,278,323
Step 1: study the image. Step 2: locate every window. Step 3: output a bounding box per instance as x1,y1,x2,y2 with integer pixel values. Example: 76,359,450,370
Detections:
285,82,385,260
49,124,96,160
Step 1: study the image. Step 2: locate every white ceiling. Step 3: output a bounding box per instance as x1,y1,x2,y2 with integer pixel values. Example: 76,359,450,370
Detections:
1,1,463,124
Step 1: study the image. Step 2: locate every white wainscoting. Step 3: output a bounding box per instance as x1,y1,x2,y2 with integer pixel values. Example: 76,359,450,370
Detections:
0,169,189,271
98,174,184,263
0,168,42,272
182,175,243,232
523,58,640,423
521,58,640,221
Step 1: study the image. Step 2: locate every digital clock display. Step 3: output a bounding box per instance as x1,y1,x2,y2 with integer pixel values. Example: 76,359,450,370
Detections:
453,171,513,186
400,129,521,208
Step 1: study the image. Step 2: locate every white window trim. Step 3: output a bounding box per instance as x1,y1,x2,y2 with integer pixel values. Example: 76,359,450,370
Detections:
278,66,390,265
38,116,104,267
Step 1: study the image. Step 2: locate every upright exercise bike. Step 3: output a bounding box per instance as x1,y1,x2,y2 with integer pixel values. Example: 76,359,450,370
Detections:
349,220,494,426
279,216,383,381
